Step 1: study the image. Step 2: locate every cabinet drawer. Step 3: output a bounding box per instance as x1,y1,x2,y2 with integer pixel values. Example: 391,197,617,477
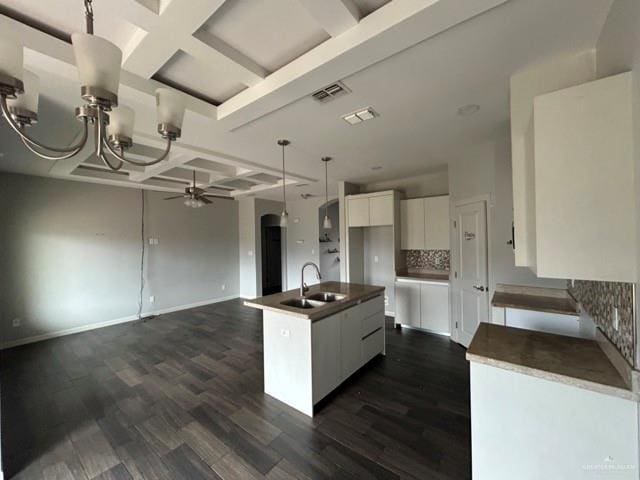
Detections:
362,328,384,364
362,311,384,338
359,295,384,319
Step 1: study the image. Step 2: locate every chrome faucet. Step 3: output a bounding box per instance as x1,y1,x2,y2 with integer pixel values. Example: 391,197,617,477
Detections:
300,262,322,296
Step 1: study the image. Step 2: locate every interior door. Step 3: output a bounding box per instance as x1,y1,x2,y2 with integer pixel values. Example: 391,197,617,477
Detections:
453,201,488,346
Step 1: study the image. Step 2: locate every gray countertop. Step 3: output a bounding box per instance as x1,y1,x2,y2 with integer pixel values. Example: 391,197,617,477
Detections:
467,323,635,401
244,281,385,321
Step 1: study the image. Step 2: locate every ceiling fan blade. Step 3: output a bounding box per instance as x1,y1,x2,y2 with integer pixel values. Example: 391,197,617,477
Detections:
164,195,186,200
200,196,213,204
203,194,234,200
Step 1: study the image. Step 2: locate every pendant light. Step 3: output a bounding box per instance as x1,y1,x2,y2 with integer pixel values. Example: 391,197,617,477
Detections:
277,139,290,227
322,157,332,229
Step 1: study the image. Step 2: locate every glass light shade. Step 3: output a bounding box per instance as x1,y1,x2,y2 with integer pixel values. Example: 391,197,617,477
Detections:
184,198,194,207
0,37,23,81
8,70,39,113
280,211,288,227
107,105,135,139
71,33,122,95
156,88,186,129
323,215,332,230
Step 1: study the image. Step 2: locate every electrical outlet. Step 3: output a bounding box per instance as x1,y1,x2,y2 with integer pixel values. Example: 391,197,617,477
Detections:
221,284,226,291
571,279,575,288
149,238,154,245
613,307,620,331
149,296,155,303
374,255,379,263
280,329,290,338
384,296,389,306
311,249,315,255
12,318,21,327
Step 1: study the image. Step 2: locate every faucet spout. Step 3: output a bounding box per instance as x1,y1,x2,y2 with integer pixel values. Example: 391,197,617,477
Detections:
300,262,322,296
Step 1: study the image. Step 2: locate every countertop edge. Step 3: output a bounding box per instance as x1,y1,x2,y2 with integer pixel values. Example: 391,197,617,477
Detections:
244,289,385,322
490,300,579,317
466,352,638,402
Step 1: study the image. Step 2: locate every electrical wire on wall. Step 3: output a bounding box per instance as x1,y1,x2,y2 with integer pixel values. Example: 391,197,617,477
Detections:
137,189,145,320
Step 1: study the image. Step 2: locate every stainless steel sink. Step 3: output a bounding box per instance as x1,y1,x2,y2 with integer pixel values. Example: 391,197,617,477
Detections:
306,292,347,303
280,298,326,309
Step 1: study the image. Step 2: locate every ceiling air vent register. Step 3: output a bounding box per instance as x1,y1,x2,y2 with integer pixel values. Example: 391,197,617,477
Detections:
311,82,351,103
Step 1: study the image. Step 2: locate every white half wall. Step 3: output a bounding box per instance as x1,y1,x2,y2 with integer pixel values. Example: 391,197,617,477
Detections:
0,173,240,345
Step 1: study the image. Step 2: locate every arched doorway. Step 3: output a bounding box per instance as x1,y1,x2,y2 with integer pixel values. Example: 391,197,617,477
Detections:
261,214,283,295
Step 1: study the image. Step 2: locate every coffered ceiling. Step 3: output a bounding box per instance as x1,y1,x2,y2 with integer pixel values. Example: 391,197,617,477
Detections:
0,0,614,199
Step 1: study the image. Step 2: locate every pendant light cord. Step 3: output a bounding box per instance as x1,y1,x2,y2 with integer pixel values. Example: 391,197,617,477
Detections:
84,0,94,34
325,160,329,218
282,144,286,207
137,189,145,320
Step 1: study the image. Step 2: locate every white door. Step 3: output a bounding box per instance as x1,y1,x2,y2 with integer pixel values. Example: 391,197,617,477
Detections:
453,201,488,346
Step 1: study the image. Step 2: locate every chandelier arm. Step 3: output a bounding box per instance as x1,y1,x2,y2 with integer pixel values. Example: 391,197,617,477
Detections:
1,95,89,154
99,151,124,171
19,135,87,161
102,135,172,167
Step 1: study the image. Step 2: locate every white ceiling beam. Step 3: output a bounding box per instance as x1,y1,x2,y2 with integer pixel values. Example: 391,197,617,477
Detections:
217,0,510,130
297,0,361,37
122,0,228,79
186,32,267,86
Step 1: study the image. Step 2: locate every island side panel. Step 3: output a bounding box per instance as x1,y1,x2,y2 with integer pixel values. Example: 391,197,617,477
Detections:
263,310,313,416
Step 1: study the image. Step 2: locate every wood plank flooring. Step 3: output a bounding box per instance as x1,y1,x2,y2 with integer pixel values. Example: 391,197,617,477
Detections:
1,299,470,479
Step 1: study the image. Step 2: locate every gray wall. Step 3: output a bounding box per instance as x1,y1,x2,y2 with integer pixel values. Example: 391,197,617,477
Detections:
318,201,340,281
0,173,239,345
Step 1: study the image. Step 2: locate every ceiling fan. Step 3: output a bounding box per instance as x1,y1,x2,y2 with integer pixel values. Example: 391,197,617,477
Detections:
164,170,232,208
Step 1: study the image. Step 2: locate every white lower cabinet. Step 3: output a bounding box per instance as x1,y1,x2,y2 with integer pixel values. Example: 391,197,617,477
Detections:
309,295,385,408
395,280,450,334
470,362,639,480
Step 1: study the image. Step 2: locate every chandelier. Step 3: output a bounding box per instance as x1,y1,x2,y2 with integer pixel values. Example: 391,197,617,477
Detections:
0,0,185,170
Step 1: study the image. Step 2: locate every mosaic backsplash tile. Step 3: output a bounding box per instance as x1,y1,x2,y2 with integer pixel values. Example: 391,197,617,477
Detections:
567,280,634,365
406,250,450,271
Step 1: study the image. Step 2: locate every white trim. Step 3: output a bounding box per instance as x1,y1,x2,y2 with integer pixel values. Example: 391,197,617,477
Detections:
385,310,395,317
0,294,239,350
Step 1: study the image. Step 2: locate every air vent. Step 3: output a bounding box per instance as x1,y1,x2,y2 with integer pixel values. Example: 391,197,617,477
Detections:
311,81,351,103
342,107,379,125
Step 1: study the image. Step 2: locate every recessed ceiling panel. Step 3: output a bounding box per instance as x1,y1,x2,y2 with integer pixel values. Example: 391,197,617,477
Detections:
200,0,330,72
156,50,247,105
351,0,391,17
0,0,141,51
216,178,256,191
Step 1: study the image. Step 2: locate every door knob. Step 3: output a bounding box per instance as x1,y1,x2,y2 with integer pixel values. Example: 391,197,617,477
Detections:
473,285,486,292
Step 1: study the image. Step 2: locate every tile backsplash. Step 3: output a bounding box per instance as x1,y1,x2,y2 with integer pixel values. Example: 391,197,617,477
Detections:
406,250,450,271
567,280,635,365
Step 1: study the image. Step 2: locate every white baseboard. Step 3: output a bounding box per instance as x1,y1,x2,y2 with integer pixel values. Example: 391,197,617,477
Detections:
1,294,239,350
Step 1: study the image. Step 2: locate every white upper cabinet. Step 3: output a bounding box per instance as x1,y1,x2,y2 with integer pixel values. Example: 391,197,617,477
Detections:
400,198,425,249
400,195,449,250
533,72,635,282
425,196,450,250
510,52,596,269
347,197,370,227
347,192,395,227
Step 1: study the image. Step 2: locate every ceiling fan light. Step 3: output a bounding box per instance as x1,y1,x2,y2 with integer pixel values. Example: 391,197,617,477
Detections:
0,37,23,83
8,70,39,114
156,88,186,130
107,105,135,139
323,215,332,230
71,33,122,98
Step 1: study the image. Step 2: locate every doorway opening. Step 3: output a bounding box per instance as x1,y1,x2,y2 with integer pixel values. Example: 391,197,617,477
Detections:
318,200,340,281
261,214,284,295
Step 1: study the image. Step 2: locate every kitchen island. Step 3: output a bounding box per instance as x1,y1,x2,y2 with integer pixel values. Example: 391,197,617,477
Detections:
245,281,385,416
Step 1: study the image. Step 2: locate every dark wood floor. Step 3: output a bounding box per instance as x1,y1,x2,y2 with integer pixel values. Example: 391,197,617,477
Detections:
1,299,470,480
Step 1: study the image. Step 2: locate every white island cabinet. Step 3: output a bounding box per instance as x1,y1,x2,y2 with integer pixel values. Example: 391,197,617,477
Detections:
258,292,385,416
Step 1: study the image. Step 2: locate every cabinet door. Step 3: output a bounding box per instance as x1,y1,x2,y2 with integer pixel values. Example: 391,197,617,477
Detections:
534,72,635,281
400,199,425,250
425,196,450,250
420,284,450,333
395,282,421,327
348,197,370,227
312,313,341,403
369,194,393,226
341,308,362,380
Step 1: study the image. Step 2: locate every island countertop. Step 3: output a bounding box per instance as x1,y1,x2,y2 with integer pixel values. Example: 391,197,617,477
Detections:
244,281,385,321
467,323,635,401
